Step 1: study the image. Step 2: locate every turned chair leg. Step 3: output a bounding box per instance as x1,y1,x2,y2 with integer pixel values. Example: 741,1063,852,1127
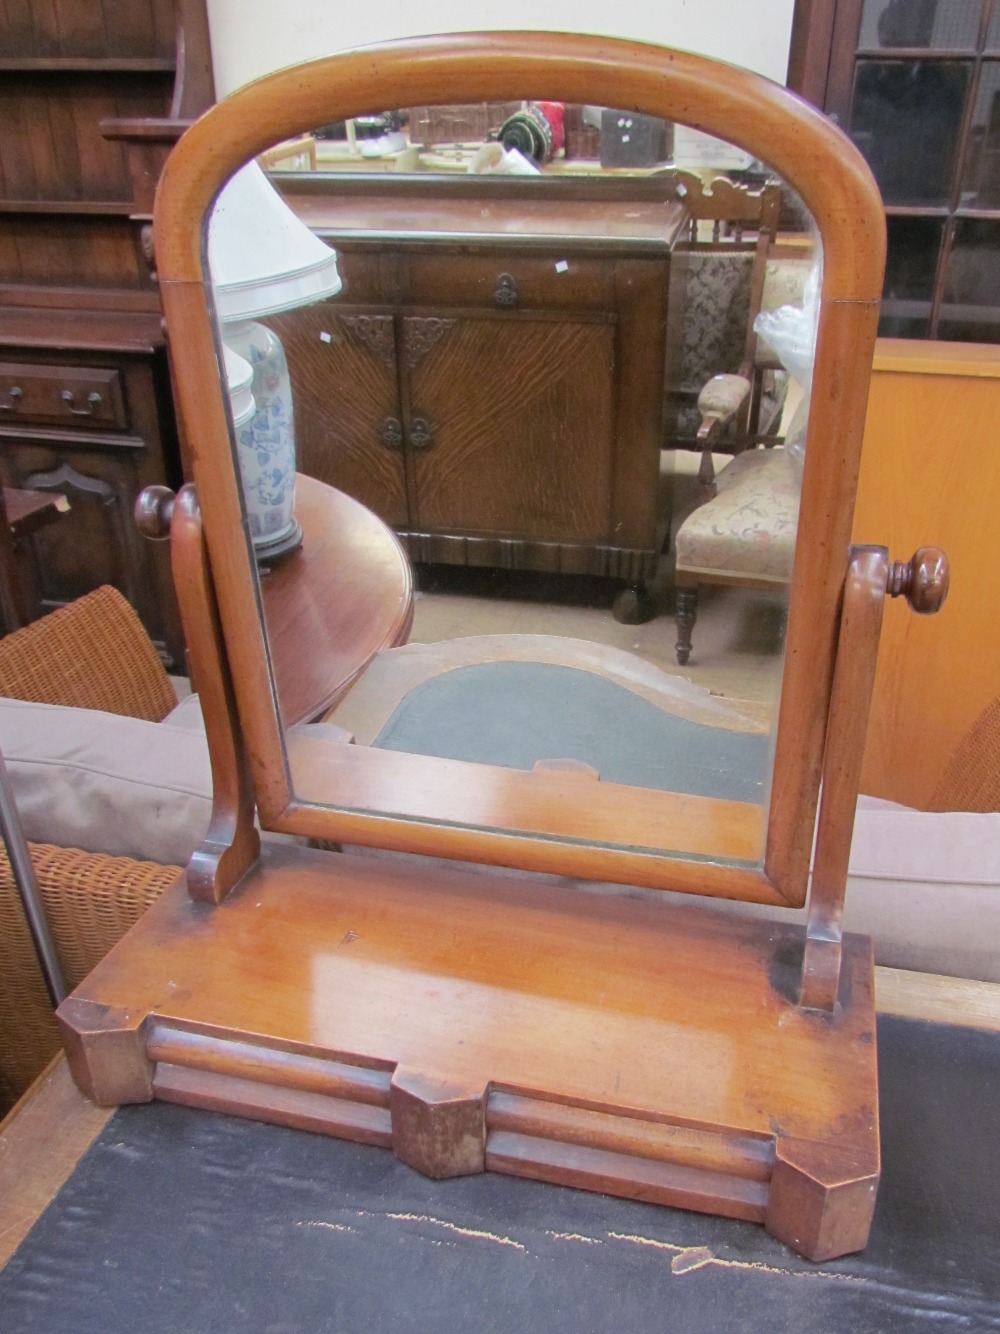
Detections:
697,446,717,500
675,585,698,665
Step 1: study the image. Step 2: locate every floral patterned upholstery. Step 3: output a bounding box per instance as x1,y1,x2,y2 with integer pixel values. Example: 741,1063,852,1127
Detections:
674,446,800,581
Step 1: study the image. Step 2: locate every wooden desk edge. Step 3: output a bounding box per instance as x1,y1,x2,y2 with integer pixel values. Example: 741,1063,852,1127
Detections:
0,1055,112,1269
2,966,998,1271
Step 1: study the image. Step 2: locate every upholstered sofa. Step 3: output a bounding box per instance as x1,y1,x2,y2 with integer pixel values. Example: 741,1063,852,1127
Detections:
2,586,999,1116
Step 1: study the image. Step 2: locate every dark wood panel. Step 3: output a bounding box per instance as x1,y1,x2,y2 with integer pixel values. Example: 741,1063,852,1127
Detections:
609,257,669,550
0,74,173,205
0,431,178,661
405,250,615,310
0,361,126,429
9,0,174,59
404,314,616,542
266,304,409,527
0,217,149,288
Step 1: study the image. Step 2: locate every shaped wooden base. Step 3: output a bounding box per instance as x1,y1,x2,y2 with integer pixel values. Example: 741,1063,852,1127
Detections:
57,844,879,1262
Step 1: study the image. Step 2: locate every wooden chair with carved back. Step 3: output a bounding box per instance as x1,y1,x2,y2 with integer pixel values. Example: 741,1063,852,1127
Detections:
660,169,787,498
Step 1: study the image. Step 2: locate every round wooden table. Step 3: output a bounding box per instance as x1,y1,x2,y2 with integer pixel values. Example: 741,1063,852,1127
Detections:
260,474,413,726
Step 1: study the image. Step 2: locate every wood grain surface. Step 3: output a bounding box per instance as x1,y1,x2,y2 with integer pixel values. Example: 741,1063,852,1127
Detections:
855,339,1000,808
57,844,882,1259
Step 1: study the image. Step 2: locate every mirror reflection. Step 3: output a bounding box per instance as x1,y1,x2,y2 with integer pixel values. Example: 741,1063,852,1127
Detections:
206,101,821,865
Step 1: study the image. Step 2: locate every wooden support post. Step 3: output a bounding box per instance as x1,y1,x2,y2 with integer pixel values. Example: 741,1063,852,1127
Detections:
135,484,261,903
802,546,949,1011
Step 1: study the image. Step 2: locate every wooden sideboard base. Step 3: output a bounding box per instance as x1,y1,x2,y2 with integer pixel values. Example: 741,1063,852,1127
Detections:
56,843,879,1262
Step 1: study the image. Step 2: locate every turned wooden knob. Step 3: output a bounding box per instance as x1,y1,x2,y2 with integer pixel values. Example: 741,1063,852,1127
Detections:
134,485,176,540
886,546,949,614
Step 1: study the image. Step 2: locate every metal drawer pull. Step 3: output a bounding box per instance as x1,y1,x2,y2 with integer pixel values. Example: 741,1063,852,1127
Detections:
0,386,23,411
409,417,434,449
494,272,518,307
61,389,103,417
379,416,403,449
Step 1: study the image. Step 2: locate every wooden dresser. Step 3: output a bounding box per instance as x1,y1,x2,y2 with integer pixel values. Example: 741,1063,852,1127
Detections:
0,0,213,667
270,181,686,590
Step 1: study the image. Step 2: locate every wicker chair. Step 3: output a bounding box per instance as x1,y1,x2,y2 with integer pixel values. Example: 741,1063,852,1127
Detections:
0,582,177,723
928,694,1000,812
0,586,183,1115
0,844,180,1113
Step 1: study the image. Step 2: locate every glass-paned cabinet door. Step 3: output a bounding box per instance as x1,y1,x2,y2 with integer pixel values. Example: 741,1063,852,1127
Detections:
803,0,1000,340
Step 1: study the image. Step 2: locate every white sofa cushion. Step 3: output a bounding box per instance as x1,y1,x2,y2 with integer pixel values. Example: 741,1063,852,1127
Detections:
0,696,213,867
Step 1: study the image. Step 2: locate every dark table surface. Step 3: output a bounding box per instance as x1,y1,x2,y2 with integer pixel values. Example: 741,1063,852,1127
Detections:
1,1014,998,1333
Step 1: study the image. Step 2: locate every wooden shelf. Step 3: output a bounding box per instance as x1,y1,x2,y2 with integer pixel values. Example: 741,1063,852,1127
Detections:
0,57,175,72
0,200,135,216
100,117,195,142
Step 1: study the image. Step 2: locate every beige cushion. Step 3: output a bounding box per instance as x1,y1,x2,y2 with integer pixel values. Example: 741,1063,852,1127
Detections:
685,795,1000,983
0,697,212,866
164,692,206,730
843,796,1000,982
675,447,800,581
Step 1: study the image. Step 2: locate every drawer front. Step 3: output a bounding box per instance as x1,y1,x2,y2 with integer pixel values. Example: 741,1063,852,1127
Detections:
0,363,128,430
405,252,615,311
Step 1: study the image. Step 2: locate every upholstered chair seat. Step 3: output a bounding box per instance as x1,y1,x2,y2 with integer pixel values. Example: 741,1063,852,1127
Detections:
673,446,800,664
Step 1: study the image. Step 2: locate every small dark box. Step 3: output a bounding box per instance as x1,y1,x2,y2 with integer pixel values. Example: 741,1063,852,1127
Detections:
600,108,671,168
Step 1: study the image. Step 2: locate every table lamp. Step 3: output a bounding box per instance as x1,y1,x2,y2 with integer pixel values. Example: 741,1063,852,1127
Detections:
208,161,341,560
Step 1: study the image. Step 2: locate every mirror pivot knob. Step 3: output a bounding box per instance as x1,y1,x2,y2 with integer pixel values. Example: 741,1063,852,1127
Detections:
887,546,949,614
135,485,176,539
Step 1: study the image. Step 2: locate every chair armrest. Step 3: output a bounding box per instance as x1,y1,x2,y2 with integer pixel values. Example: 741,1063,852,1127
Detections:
696,372,752,443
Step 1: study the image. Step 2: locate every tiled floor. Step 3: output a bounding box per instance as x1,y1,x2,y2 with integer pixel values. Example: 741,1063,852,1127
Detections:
406,451,786,713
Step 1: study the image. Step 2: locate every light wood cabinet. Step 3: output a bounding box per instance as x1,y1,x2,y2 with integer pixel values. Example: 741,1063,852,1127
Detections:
854,338,1000,807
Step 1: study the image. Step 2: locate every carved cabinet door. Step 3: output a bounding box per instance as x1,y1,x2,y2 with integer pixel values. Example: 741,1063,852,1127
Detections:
0,435,180,664
400,312,617,554
267,303,408,527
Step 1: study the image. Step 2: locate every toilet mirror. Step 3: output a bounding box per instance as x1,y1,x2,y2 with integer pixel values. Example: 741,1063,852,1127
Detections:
156,33,884,907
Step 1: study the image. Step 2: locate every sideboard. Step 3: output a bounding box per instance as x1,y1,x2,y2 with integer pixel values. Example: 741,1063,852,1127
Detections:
268,180,686,612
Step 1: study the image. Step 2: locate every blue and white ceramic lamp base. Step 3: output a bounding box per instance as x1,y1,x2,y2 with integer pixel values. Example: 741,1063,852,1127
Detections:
224,318,303,561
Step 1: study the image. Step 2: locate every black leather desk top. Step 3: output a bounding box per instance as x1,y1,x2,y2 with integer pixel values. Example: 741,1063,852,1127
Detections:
2,1016,998,1332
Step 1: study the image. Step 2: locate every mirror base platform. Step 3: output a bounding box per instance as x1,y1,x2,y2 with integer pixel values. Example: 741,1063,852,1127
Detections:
56,842,879,1263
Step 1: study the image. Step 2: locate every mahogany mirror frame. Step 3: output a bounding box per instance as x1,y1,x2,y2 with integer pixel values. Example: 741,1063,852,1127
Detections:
153,31,886,909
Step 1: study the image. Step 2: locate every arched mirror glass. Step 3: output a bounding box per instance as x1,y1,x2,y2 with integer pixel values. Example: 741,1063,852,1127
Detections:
203,101,822,884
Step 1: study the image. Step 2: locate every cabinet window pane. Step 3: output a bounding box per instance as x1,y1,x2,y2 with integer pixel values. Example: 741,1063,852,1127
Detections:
985,2,1000,50
851,59,970,204
859,0,982,51
962,61,1000,203
880,216,944,336
939,217,1000,340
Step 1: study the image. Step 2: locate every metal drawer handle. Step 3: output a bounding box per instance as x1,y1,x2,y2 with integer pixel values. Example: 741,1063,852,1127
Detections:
409,417,434,449
61,389,102,417
379,416,403,449
0,386,23,411
494,272,518,308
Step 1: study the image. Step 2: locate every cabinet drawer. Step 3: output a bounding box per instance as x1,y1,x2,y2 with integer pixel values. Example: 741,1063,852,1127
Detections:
0,363,127,430
405,252,615,311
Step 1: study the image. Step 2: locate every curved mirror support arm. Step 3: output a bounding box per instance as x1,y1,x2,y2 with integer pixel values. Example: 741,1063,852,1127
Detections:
136,483,261,902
